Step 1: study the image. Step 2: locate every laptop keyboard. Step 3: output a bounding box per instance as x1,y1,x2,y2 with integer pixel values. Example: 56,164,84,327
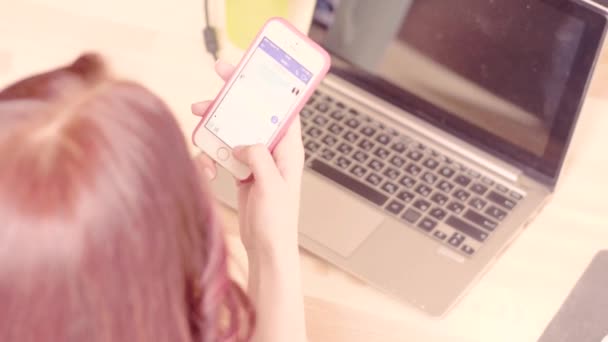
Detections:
301,90,526,257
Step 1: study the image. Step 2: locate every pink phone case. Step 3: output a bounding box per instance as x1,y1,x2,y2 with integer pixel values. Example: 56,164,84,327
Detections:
192,17,331,154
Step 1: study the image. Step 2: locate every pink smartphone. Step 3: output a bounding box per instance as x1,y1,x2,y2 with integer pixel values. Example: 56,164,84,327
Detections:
193,17,330,180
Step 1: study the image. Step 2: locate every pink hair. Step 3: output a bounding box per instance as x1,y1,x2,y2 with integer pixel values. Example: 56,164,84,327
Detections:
0,54,254,342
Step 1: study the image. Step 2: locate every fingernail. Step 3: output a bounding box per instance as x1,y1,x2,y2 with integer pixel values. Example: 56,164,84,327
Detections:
232,146,245,155
191,102,204,111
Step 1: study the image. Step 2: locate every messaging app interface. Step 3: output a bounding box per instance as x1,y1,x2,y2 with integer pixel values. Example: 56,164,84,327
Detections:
206,37,313,148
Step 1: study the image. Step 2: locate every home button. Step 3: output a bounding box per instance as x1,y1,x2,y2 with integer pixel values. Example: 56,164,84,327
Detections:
216,147,230,161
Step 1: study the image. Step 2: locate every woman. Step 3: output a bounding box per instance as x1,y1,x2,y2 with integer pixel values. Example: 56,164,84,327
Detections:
0,54,307,342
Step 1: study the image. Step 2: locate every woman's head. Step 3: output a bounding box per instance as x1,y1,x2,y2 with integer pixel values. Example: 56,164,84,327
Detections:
0,54,252,341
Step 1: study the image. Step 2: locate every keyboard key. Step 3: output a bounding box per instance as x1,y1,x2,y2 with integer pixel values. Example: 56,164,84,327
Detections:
353,151,369,163
374,147,390,160
401,208,422,224
397,190,415,203
320,148,336,161
315,102,330,112
461,245,475,255
469,197,487,210
452,189,471,202
485,205,507,220
415,184,432,197
496,184,509,193
454,174,472,187
337,143,353,155
366,173,383,186
405,164,422,176
386,200,405,215
305,152,311,161
376,134,391,145
313,115,329,126
310,159,388,206
399,175,416,188
463,210,498,231
328,123,344,135
446,216,488,242
439,167,456,178
345,118,361,129
301,108,314,119
430,193,449,206
466,169,481,178
391,142,407,153
322,135,338,147
360,126,376,137
487,191,516,210
381,182,399,195
422,158,440,170
413,199,431,212
448,232,466,248
358,139,375,151
335,156,352,169
421,172,438,185
418,217,437,232
330,110,345,121
481,176,494,186
306,127,323,138
429,207,447,220
343,131,359,143
407,150,423,161
390,155,406,168
470,183,488,195
383,167,401,180
436,180,455,193
368,159,385,172
304,141,321,152
446,201,465,214
350,165,368,178
433,230,448,240
510,191,523,201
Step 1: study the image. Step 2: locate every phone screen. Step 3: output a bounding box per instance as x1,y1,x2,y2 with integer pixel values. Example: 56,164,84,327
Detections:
205,36,313,148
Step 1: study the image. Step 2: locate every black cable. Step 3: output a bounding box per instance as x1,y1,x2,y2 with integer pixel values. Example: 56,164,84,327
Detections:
203,0,219,60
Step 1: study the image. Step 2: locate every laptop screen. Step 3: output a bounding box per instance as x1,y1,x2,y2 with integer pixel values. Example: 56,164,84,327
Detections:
311,0,606,184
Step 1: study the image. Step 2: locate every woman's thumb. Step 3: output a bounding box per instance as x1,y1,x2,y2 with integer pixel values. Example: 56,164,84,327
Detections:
233,145,280,183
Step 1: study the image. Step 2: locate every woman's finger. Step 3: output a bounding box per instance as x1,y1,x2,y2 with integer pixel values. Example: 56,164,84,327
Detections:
215,60,236,81
272,117,304,181
191,100,212,117
194,152,218,180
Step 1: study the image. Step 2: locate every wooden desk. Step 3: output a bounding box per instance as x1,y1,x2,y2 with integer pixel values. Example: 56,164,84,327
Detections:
1,1,607,341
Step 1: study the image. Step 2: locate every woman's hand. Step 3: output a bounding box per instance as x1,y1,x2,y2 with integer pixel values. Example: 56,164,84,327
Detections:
191,61,305,261
193,61,307,342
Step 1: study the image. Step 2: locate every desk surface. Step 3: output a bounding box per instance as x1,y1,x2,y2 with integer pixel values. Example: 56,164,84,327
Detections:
1,1,607,341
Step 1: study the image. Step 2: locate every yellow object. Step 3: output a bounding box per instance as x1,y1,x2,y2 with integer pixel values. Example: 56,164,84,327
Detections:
225,0,289,49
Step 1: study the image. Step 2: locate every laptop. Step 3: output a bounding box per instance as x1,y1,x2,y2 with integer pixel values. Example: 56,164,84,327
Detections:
210,0,607,316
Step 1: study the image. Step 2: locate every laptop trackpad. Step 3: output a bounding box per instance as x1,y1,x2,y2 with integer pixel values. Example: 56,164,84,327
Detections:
299,172,384,258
